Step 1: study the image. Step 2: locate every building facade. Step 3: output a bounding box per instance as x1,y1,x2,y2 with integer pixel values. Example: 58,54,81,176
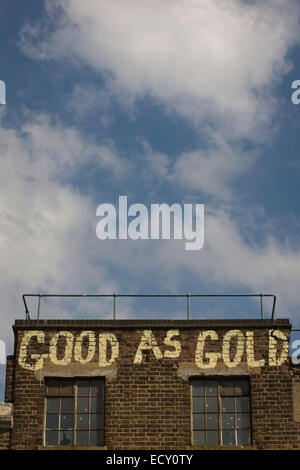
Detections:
1,318,300,449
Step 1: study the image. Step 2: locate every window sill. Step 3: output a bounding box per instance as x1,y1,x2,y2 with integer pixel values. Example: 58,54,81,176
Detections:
37,446,108,451
190,445,256,450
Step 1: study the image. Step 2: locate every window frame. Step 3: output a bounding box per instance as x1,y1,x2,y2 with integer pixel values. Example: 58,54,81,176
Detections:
190,377,252,447
43,377,105,448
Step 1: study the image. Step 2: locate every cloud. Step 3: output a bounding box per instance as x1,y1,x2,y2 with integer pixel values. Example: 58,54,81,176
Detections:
89,205,300,322
139,134,255,200
0,110,124,352
20,0,300,139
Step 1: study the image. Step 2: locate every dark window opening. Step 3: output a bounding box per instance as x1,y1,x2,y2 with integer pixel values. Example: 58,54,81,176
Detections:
44,378,104,447
191,378,251,446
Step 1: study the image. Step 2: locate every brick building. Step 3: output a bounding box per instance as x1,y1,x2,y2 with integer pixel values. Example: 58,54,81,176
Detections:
1,316,300,449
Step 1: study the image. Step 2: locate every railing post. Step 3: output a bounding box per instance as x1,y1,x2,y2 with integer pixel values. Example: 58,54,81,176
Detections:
113,294,117,320
37,294,42,319
187,294,191,320
260,294,264,319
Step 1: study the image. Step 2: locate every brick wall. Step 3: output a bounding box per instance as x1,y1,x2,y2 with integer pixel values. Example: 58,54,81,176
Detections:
0,403,12,449
4,318,300,449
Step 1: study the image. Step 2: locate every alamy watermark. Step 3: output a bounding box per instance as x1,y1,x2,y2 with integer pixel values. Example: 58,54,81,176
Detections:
96,196,204,250
291,340,300,365
0,80,6,105
291,80,300,105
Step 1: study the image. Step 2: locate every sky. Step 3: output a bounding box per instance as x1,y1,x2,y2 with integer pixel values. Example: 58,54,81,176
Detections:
1,0,300,399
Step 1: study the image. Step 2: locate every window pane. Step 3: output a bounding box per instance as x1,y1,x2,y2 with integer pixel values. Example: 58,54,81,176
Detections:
77,381,90,396
206,414,218,429
192,381,205,396
205,381,217,396
91,396,103,413
77,413,89,430
222,397,234,412
206,396,218,412
61,397,74,413
59,430,73,446
45,413,59,430
46,380,60,396
236,397,249,413
90,430,103,446
193,431,205,446
235,380,249,395
221,381,235,395
60,383,73,396
45,430,58,446
90,413,103,430
76,430,89,446
192,396,204,413
60,413,73,430
77,396,89,413
237,429,251,445
46,397,59,413
222,429,236,446
222,413,235,429
207,430,219,445
91,382,103,396
237,413,250,429
193,414,205,430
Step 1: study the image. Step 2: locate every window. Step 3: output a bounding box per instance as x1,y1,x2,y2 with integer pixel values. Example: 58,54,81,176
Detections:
191,378,251,446
44,378,104,447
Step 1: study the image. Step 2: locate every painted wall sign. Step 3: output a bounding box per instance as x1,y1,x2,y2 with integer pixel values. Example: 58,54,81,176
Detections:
17,328,289,371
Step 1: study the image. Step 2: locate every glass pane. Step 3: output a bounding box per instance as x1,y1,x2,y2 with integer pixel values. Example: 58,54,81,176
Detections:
90,430,103,446
45,430,58,446
235,380,249,395
193,430,205,446
60,413,73,430
60,383,73,396
77,381,90,396
91,382,103,396
222,413,235,429
206,414,218,429
222,397,234,412
192,381,205,396
205,381,217,396
46,397,59,413
90,413,103,430
77,413,89,430
61,397,74,413
59,430,73,446
206,396,218,412
207,430,219,445
236,397,249,412
46,380,60,396
237,429,251,445
91,396,103,413
76,430,89,446
221,381,235,395
237,413,250,429
45,413,59,430
77,396,89,413
193,413,205,430
192,396,204,413
222,429,236,446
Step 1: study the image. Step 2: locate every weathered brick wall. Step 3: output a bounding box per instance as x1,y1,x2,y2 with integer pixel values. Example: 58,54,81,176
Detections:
0,403,13,449
5,318,300,449
5,356,15,403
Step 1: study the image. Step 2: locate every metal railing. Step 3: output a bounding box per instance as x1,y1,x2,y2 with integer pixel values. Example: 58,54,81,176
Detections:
22,293,277,320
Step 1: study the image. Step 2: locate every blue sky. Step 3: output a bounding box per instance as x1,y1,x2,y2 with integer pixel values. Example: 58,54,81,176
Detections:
1,0,300,398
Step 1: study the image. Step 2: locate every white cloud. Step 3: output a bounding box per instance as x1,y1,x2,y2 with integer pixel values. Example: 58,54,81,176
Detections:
90,207,300,323
20,0,300,138
0,111,123,351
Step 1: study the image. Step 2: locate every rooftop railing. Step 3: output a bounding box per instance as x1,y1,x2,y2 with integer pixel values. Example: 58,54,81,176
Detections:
22,293,277,321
